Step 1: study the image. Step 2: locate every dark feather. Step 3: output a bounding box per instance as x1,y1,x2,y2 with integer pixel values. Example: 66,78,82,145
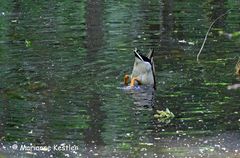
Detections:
134,49,151,63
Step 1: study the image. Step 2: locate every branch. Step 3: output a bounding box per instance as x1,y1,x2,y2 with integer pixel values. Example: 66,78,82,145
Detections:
196,9,232,62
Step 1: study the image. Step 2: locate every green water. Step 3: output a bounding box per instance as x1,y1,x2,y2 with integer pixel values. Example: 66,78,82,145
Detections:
0,0,240,157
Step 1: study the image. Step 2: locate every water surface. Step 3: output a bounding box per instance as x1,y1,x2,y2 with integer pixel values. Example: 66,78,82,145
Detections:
0,0,240,157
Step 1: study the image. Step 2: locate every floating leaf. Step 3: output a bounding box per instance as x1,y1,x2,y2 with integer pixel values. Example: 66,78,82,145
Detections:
232,31,240,38
154,108,175,123
139,142,153,146
205,82,228,86
117,143,131,150
25,40,31,47
23,81,48,92
4,89,25,100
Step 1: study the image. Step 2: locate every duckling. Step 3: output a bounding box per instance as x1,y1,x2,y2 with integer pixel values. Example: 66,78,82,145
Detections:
124,48,156,89
236,59,240,75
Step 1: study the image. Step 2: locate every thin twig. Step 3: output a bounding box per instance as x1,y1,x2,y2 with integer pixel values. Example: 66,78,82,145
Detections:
196,9,232,62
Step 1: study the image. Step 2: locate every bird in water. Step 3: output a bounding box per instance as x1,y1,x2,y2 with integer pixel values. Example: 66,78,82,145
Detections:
124,48,156,89
236,58,240,75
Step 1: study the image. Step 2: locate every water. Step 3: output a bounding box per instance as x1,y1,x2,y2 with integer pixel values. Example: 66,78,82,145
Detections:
0,0,240,157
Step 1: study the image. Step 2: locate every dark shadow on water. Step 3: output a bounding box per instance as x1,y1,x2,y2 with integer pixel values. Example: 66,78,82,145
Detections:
83,0,106,153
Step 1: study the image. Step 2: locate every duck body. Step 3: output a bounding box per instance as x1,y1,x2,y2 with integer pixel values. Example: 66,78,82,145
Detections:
124,48,156,89
131,51,155,85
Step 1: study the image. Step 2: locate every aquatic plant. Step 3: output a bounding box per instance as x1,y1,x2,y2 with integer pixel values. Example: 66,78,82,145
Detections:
154,108,175,123
21,81,48,92
25,39,31,47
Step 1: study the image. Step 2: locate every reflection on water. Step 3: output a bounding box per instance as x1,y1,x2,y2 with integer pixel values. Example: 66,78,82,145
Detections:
0,0,240,157
122,86,155,107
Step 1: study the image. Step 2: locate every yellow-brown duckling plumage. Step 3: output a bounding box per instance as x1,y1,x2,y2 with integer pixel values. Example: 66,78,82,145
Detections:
236,59,240,75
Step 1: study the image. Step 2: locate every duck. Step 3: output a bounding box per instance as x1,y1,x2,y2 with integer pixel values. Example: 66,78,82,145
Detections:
124,48,156,89
236,59,240,75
